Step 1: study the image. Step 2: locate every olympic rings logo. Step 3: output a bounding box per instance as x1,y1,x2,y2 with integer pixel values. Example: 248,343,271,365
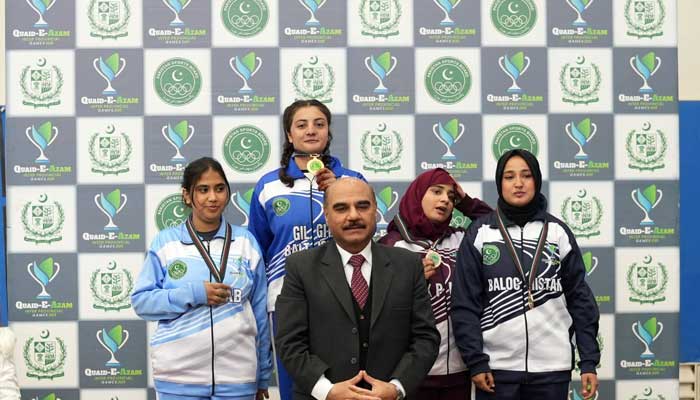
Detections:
231,150,263,164
163,83,194,96
229,15,261,29
433,81,464,95
499,14,528,28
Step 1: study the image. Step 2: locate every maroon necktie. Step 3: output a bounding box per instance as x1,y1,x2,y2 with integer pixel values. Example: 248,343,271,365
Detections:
349,254,368,309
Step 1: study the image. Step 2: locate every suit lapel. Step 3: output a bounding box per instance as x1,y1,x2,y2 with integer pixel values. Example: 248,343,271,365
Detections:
370,242,393,329
320,243,356,324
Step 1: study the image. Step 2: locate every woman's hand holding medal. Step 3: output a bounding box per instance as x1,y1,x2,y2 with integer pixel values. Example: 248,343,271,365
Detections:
204,281,231,305
315,167,337,192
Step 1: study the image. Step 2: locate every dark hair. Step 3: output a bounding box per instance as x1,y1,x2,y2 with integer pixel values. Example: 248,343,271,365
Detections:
181,157,231,208
279,99,334,187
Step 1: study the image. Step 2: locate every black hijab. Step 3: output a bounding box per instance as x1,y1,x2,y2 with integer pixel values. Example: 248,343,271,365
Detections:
495,149,547,226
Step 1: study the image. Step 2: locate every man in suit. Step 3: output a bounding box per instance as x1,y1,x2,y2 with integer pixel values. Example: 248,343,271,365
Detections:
275,178,439,400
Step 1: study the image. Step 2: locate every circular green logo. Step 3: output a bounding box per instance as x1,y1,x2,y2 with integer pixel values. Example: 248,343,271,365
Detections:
156,193,191,231
424,57,471,105
154,58,202,106
482,244,501,266
223,125,270,173
491,0,537,38
272,197,290,216
492,123,539,160
222,0,269,38
168,260,188,280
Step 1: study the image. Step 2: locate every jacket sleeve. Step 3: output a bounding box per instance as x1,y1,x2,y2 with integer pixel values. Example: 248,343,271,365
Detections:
390,251,440,395
250,243,272,389
274,254,330,394
456,194,493,220
131,238,207,321
560,225,601,374
247,182,273,262
451,224,491,377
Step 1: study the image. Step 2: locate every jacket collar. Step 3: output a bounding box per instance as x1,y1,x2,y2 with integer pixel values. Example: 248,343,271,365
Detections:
179,216,228,244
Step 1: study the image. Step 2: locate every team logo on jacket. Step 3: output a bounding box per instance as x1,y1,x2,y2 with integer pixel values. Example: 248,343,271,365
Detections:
561,189,602,239
168,260,188,280
625,121,667,171
560,56,601,105
90,260,134,311
88,0,130,39
482,244,501,265
272,197,290,216
23,329,67,380
88,124,132,175
627,255,667,304
21,193,65,245
358,0,401,38
624,0,665,38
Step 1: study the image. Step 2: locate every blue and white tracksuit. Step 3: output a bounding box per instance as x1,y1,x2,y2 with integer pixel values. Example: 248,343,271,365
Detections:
132,219,271,398
451,210,600,384
247,156,365,311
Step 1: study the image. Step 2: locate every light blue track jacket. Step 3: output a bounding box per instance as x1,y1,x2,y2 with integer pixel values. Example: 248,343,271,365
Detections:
132,218,271,397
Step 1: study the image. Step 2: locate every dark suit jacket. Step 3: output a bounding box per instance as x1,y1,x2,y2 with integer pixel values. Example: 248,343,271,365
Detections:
275,240,440,400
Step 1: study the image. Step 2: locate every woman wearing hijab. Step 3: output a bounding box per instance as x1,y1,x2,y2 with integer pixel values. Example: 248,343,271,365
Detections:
378,168,492,400
451,149,600,400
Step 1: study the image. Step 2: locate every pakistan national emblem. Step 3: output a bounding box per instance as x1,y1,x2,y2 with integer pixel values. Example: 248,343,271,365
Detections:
560,56,601,105
359,0,402,38
360,122,403,173
626,121,667,171
20,57,63,109
90,260,134,311
491,123,538,160
88,0,131,39
292,56,335,103
23,329,67,380
625,0,665,39
628,387,666,400
88,124,132,175
627,255,668,305
491,0,537,38
561,189,603,238
21,193,65,244
222,0,269,38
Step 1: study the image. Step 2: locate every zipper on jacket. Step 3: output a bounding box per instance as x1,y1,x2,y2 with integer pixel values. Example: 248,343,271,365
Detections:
520,228,530,383
204,240,217,396
309,178,315,247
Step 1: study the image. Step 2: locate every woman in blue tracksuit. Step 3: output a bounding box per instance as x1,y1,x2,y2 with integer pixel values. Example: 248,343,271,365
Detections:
247,99,364,400
132,157,271,400
451,149,600,400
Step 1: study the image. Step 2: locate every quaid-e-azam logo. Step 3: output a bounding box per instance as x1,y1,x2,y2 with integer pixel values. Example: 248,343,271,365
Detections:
625,0,666,39
26,121,59,164
566,118,597,160
222,0,269,38
88,0,130,39
154,58,202,106
22,193,65,244
97,324,129,367
230,52,263,94
631,184,662,226
491,0,537,37
375,186,399,227
28,257,60,300
434,118,465,160
231,187,254,226
163,0,192,27
25,0,57,28
361,123,403,173
88,124,132,175
292,56,335,103
95,189,127,231
163,120,195,163
20,57,63,109
627,255,668,305
91,260,134,311
23,329,67,380
560,56,601,105
561,189,603,238
359,0,402,38
626,121,667,171
93,52,126,96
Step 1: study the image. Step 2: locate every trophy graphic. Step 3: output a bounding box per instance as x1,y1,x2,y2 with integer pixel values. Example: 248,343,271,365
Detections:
565,0,594,27
632,184,662,226
565,118,597,160
26,0,56,28
432,0,461,26
632,317,663,359
231,188,254,227
93,52,126,96
27,257,60,300
375,186,399,227
230,52,262,94
162,120,194,163
582,251,598,276
365,52,397,94
95,189,128,232
97,325,129,367
630,52,661,94
162,0,191,27
25,121,58,164
298,0,327,27
498,52,530,94
433,118,465,160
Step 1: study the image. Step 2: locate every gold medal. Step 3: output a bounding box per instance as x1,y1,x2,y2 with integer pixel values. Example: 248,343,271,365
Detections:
426,250,442,269
306,155,324,175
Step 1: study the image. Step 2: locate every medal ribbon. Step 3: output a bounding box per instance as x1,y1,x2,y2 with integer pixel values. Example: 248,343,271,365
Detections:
495,209,549,309
392,214,447,252
185,216,232,283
